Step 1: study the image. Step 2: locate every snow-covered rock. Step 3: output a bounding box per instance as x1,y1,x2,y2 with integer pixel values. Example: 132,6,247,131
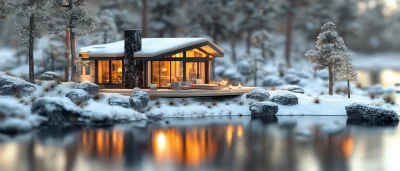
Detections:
237,61,252,75
40,71,61,81
31,97,82,125
262,75,284,87
82,102,147,123
280,85,305,94
129,89,150,110
65,89,91,104
271,93,298,106
0,99,47,134
364,84,394,95
345,103,399,125
249,101,278,117
284,74,301,85
287,70,310,79
77,81,99,96
246,88,270,101
108,96,129,108
0,72,36,96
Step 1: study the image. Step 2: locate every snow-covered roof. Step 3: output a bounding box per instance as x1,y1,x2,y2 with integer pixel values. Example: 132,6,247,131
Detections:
79,38,224,58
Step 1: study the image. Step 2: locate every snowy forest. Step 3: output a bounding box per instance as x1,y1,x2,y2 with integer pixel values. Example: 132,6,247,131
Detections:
0,0,400,89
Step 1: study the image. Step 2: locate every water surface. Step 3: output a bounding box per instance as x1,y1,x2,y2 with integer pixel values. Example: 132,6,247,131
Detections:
1,116,399,171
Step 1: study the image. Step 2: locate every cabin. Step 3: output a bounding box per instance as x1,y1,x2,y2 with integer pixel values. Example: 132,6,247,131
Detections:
78,29,224,89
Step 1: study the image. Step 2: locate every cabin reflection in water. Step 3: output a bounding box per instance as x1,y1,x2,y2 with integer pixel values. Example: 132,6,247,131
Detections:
80,129,125,160
151,125,244,167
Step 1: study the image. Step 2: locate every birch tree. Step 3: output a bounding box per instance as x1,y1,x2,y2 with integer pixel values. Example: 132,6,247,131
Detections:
305,22,348,95
336,58,358,98
50,0,96,82
14,0,52,83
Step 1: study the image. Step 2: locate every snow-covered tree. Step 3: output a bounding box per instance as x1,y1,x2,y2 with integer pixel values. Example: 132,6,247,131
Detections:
248,56,265,86
50,0,97,82
149,0,188,37
282,0,311,68
237,0,279,54
305,22,349,95
336,58,358,98
302,0,338,41
91,9,118,44
0,1,15,19
253,30,275,64
13,0,53,83
336,0,359,41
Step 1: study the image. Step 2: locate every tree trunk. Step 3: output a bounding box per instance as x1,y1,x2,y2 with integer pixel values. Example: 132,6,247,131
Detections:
254,60,258,86
70,31,77,82
285,9,294,68
51,54,55,71
65,29,70,81
347,80,350,98
328,65,334,95
230,37,237,63
246,30,252,54
141,0,149,38
28,14,35,83
103,30,108,44
212,30,217,44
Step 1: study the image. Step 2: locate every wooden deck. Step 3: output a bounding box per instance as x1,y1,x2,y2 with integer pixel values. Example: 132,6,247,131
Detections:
100,87,255,97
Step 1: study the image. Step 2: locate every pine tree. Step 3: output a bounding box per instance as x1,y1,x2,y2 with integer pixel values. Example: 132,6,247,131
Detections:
336,0,359,41
253,30,275,64
13,0,53,83
91,9,118,44
248,56,265,86
50,0,96,82
302,0,338,41
149,0,187,37
282,0,310,68
336,58,358,98
238,0,279,54
305,22,348,95
0,1,15,19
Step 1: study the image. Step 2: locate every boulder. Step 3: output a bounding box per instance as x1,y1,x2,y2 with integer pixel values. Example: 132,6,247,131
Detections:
284,74,301,85
0,72,36,96
249,101,279,117
31,97,83,125
271,93,298,106
287,70,310,79
65,89,91,104
345,103,399,126
262,76,284,87
129,89,150,110
40,71,61,81
279,85,305,94
237,61,252,75
77,81,99,96
108,96,130,108
246,88,270,101
0,100,46,134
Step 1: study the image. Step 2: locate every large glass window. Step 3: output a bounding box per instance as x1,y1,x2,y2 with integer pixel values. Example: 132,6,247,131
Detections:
111,60,123,84
98,60,110,84
97,60,123,84
186,62,198,83
171,61,183,83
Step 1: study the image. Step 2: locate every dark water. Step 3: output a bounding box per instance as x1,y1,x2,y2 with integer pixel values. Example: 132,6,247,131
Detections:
1,116,399,171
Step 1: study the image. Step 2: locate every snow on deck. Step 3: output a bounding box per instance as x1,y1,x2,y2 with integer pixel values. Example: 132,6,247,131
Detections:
100,87,255,97
79,38,224,58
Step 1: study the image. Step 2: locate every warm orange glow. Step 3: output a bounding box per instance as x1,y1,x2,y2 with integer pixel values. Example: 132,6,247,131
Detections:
226,125,234,147
237,125,243,137
80,129,124,159
151,127,218,167
342,136,354,158
117,67,122,73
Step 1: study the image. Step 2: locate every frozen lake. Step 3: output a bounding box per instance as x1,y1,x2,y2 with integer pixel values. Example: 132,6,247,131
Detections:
1,116,400,171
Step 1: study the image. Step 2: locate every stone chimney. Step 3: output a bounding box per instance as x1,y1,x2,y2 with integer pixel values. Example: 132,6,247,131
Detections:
124,29,144,89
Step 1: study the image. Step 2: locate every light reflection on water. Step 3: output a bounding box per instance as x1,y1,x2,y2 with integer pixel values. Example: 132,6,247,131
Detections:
1,116,400,171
